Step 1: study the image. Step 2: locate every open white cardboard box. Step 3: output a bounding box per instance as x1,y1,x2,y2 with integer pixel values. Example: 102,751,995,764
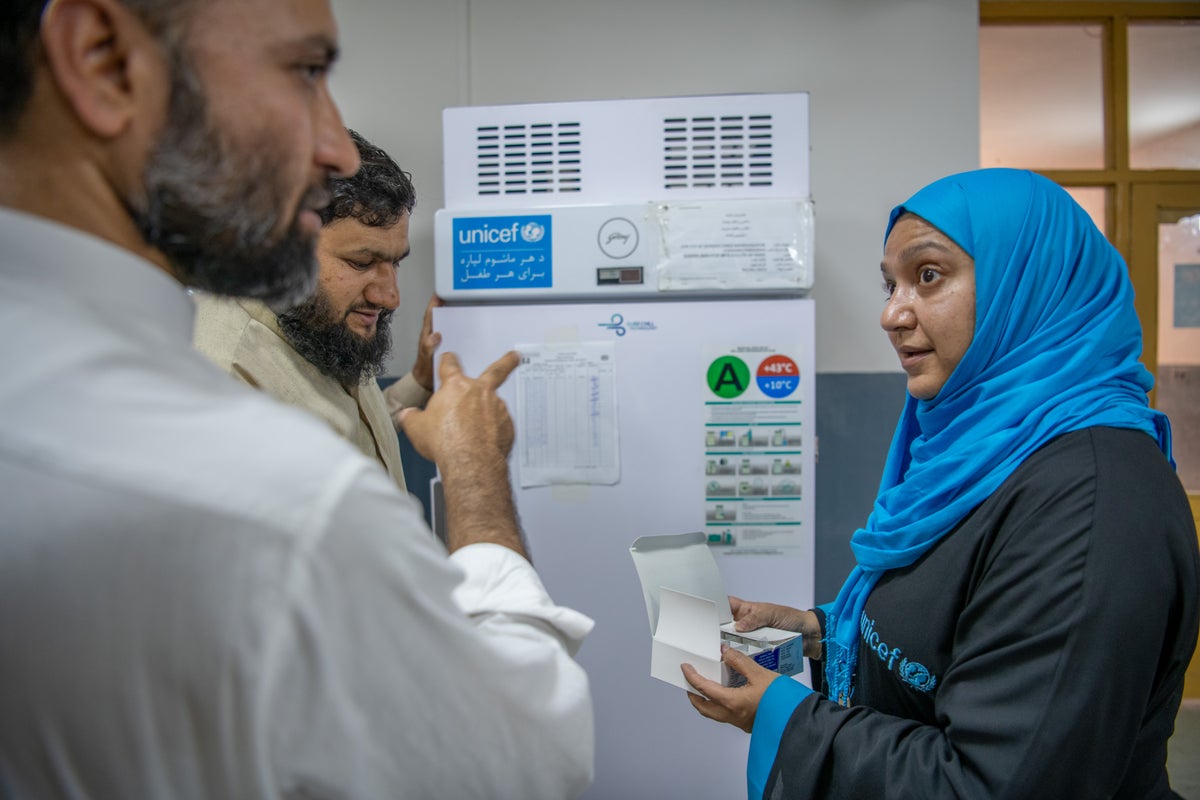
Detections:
629,532,804,693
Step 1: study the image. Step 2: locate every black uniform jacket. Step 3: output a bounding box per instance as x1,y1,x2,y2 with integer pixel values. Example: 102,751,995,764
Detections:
768,427,1199,800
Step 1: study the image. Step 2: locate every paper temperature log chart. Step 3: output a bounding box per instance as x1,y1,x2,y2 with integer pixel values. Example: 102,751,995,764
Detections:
514,342,620,487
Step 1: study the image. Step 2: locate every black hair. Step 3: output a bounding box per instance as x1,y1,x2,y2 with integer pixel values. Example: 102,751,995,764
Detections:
0,0,193,137
0,1,48,135
319,129,416,228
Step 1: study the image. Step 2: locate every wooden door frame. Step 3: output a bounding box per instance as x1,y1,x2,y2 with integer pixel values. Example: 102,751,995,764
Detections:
1130,182,1200,698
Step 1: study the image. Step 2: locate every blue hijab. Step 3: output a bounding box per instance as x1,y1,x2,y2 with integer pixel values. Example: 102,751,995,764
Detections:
824,168,1173,705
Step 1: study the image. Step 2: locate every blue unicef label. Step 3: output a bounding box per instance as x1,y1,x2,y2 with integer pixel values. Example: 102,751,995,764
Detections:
452,215,552,290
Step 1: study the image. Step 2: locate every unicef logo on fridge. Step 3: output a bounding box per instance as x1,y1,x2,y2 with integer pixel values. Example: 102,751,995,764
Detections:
520,220,546,243
452,214,553,291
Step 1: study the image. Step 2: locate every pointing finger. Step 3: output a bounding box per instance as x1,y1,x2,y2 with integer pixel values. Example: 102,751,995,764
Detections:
476,350,521,390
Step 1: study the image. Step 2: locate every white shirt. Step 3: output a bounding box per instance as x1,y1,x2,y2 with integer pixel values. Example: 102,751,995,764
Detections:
0,208,594,800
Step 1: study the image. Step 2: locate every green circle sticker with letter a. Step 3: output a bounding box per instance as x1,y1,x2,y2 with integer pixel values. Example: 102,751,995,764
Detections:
707,356,750,399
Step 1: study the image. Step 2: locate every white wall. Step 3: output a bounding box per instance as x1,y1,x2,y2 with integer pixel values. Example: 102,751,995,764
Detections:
328,0,980,375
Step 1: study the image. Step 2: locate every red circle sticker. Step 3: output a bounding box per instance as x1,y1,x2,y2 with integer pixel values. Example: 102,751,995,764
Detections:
756,354,799,398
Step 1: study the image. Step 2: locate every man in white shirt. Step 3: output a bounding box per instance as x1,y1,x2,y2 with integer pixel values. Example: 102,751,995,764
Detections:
0,1,593,798
194,130,439,492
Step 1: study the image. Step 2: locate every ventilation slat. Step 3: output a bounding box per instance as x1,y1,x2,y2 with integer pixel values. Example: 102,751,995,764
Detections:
471,106,780,198
473,119,585,197
660,109,777,191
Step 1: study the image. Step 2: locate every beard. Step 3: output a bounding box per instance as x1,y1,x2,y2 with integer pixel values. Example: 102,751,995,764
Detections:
126,45,326,309
277,291,395,387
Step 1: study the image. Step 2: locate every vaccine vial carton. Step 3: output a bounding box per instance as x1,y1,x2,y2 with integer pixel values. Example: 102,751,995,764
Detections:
630,531,804,692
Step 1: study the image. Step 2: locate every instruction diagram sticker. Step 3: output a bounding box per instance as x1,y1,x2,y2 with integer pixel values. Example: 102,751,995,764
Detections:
702,345,807,552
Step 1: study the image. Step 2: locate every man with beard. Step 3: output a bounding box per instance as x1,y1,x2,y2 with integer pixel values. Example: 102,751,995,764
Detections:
194,130,438,491
0,2,594,799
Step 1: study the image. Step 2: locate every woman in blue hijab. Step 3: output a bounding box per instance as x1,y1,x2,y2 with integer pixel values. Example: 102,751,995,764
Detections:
684,168,1199,799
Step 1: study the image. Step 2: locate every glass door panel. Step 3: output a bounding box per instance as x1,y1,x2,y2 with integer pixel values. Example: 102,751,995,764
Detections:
1132,183,1200,700
1155,207,1200,494
1129,22,1200,169
980,24,1105,169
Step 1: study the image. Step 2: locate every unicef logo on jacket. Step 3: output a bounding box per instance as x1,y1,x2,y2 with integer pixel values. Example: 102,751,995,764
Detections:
859,612,939,695
897,659,937,693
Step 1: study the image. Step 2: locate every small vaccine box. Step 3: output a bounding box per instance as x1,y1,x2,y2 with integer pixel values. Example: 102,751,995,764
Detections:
629,531,804,692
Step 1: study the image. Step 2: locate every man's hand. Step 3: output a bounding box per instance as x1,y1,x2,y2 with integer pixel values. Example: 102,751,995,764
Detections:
398,351,524,555
410,295,443,392
729,596,823,660
398,350,518,468
682,646,780,734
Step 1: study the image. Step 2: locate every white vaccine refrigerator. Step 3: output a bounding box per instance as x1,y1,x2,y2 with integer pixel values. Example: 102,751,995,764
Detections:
431,93,818,799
